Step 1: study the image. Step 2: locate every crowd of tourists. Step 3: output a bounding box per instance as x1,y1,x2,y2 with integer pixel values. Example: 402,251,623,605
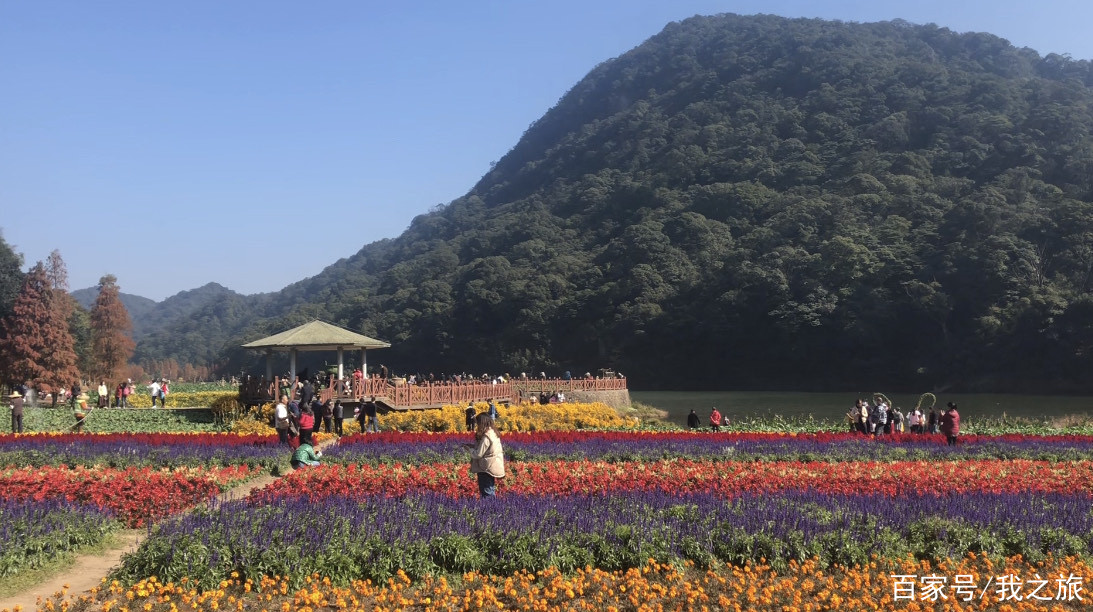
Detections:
4,378,176,410
682,399,962,446
274,387,506,498
848,398,961,445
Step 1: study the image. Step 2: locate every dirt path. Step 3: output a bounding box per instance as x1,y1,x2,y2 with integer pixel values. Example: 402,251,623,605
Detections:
0,439,334,612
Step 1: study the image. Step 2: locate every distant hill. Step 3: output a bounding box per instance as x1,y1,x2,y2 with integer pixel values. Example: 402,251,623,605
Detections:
133,14,1093,392
73,282,241,342
72,287,157,336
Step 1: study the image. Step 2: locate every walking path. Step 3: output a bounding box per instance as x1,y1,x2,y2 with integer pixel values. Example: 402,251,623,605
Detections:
0,439,334,612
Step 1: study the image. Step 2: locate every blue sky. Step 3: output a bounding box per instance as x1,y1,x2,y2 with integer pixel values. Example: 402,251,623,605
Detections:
2,0,1092,301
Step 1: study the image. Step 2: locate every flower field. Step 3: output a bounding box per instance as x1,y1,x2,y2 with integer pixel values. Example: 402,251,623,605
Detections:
0,432,272,588
0,499,116,580
7,429,1093,610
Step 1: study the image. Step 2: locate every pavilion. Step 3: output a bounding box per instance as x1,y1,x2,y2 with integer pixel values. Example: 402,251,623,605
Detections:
241,320,390,383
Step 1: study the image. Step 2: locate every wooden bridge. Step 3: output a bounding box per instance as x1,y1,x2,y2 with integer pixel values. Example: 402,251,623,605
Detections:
238,375,627,410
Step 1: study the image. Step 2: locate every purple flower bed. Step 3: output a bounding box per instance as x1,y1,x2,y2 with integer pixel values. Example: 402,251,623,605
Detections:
326,432,1093,464
0,437,286,469
0,498,118,577
118,489,1093,589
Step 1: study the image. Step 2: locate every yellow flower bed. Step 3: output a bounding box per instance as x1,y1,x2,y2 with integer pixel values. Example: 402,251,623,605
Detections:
229,401,636,434
355,401,637,433
44,554,1093,612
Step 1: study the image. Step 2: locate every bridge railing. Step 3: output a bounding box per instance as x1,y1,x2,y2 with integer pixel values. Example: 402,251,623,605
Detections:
511,377,627,393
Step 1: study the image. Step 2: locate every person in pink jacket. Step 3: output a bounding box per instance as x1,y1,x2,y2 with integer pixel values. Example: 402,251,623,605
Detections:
709,408,722,432
469,413,505,497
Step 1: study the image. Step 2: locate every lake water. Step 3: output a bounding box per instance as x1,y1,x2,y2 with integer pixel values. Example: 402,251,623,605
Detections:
631,391,1093,427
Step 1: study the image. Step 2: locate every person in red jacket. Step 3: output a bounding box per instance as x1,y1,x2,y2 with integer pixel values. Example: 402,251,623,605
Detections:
297,404,316,445
940,402,960,446
709,407,722,432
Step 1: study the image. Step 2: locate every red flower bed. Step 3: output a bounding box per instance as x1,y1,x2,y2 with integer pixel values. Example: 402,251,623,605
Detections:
335,430,1093,446
254,459,1093,502
0,464,253,527
0,432,278,447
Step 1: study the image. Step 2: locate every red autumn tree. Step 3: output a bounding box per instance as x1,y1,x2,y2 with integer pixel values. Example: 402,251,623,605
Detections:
90,274,135,383
0,262,82,391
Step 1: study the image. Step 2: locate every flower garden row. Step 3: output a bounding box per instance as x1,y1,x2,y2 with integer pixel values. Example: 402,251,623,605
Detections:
5,424,1093,610
328,430,1093,463
7,430,1093,468
58,555,1093,612
115,488,1093,590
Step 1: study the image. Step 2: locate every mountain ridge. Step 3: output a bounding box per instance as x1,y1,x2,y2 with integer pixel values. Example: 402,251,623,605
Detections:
116,13,1093,391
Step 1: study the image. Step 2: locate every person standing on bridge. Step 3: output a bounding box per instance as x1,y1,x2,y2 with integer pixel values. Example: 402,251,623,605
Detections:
468,413,505,497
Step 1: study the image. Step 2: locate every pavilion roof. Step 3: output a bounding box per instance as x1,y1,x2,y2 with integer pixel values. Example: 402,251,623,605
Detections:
241,320,390,351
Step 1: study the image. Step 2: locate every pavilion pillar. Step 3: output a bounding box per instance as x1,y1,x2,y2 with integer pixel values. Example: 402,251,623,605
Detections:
337,347,345,379
265,349,273,381
361,349,367,377
289,349,297,384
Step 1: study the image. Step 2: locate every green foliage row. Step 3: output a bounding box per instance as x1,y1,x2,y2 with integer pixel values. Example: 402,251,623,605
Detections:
1,407,221,433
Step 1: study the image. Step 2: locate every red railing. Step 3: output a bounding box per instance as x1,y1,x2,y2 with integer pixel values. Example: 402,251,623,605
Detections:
512,377,628,393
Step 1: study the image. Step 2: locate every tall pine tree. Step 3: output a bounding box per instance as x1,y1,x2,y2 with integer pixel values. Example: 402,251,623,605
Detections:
0,262,81,393
0,234,23,323
90,274,135,382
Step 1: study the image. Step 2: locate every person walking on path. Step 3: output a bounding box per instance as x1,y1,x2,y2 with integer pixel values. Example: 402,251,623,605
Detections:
941,402,960,446
687,409,700,430
297,404,315,445
300,379,314,408
9,391,24,433
363,396,379,433
332,400,344,435
148,380,162,408
468,413,505,497
97,381,109,408
465,402,477,431
274,395,292,445
73,394,90,433
709,407,722,432
316,398,332,433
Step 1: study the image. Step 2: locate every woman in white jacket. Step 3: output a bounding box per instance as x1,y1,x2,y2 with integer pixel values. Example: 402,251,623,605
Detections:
469,413,505,497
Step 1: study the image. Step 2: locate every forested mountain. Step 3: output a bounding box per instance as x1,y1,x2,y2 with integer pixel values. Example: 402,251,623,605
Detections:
140,14,1093,392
